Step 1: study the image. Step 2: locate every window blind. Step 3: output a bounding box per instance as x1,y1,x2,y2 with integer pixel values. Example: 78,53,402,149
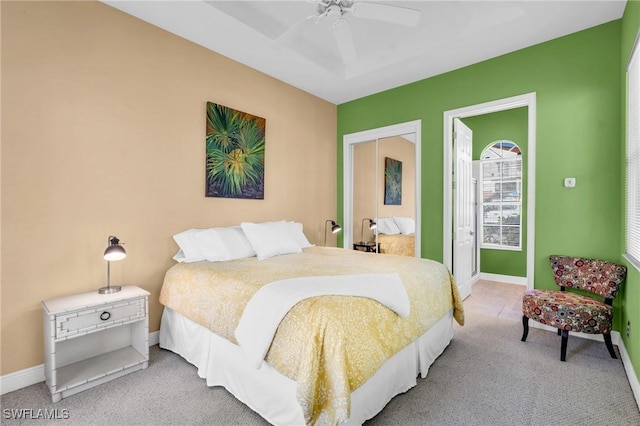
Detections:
626,35,640,269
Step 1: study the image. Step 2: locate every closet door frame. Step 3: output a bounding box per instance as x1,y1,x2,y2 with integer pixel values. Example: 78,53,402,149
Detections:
342,120,422,257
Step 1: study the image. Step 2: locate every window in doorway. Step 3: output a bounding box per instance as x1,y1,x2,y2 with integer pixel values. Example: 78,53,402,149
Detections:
480,140,522,250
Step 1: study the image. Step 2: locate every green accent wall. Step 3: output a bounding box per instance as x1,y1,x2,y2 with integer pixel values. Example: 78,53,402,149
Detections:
463,107,528,277
338,16,640,381
620,0,640,391
339,20,621,277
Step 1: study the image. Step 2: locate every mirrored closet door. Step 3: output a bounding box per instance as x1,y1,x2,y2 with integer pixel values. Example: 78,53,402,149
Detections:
343,120,421,257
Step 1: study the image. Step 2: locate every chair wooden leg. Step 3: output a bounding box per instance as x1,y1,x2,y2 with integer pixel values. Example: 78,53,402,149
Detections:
560,330,569,361
604,333,617,359
521,316,529,342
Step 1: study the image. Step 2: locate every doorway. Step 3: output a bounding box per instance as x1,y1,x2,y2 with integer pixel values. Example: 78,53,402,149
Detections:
443,93,537,299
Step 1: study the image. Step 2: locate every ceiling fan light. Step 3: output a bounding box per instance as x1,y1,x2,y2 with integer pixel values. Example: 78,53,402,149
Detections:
326,5,342,19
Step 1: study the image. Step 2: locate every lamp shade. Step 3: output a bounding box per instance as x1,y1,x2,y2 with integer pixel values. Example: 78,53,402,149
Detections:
104,236,126,261
331,222,342,233
100,235,126,294
324,220,342,246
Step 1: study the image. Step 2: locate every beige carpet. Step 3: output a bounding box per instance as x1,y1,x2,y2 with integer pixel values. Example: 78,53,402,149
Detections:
367,314,639,425
2,283,639,425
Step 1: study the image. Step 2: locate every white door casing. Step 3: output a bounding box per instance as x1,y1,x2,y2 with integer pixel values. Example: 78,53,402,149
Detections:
443,93,537,295
453,118,475,297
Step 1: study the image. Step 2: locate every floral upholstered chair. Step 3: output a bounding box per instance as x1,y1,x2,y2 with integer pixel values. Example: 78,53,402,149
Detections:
521,255,627,361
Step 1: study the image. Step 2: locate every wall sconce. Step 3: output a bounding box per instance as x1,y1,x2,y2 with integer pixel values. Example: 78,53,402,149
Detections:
324,220,342,246
99,235,126,294
360,218,377,243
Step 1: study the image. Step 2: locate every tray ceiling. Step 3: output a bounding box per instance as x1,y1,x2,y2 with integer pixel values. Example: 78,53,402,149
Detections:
103,1,627,104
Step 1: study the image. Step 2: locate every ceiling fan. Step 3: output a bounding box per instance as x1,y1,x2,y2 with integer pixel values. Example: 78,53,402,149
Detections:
275,0,422,65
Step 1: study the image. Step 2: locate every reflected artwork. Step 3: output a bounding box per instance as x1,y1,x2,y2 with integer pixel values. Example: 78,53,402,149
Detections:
384,157,402,205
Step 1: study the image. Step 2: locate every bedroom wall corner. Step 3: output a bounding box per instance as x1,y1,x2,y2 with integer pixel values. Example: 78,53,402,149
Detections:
0,1,337,376
620,0,640,394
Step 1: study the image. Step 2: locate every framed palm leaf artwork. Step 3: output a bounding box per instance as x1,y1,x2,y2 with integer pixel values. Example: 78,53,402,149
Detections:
206,102,265,199
384,157,402,205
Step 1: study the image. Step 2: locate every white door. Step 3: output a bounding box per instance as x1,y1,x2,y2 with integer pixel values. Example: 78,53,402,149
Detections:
453,118,475,299
472,177,478,276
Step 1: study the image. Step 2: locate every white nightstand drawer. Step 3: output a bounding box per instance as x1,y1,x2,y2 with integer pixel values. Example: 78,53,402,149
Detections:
55,297,146,340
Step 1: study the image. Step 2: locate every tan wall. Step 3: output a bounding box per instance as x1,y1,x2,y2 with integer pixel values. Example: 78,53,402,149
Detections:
378,136,416,219
1,1,337,375
352,141,376,243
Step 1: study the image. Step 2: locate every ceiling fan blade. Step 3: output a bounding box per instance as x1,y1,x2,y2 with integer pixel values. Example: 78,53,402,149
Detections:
272,14,317,47
349,2,421,27
332,18,358,64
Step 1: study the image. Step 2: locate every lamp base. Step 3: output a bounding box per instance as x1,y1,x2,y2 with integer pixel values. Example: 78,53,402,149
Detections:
98,285,122,294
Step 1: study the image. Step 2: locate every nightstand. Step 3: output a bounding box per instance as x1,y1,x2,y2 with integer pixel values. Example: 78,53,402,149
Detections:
42,286,149,402
353,241,379,253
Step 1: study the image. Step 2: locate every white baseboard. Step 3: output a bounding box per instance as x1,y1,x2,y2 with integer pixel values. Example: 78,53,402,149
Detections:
0,364,45,396
479,272,527,286
618,334,640,411
149,330,159,346
1,331,160,396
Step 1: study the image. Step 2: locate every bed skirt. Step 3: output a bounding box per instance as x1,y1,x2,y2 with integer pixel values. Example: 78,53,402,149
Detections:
159,307,454,425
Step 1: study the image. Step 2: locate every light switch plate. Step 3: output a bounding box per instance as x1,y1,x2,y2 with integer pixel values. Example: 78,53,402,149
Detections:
564,177,576,188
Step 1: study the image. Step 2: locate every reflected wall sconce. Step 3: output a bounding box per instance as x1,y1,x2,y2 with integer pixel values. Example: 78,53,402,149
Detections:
324,220,342,246
360,218,377,243
99,235,126,294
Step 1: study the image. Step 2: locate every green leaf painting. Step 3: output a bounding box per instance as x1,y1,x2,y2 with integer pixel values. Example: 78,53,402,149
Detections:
384,157,402,205
206,102,265,199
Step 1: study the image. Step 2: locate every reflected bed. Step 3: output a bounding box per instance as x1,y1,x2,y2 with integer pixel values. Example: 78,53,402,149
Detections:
377,233,415,256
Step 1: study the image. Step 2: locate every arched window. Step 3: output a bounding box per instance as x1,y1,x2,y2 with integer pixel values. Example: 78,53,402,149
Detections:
480,140,522,250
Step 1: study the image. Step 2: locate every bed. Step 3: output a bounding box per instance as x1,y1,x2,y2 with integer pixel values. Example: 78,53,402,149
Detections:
159,222,464,426
376,217,415,257
377,233,415,256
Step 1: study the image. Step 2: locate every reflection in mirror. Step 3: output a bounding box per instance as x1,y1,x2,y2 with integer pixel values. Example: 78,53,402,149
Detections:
376,135,416,256
353,140,377,249
343,119,421,257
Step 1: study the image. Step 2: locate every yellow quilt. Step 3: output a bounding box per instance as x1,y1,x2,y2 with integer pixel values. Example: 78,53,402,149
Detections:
159,247,464,425
378,233,415,257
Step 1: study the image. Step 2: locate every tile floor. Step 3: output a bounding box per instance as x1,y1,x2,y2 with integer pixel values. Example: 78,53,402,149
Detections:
463,279,525,321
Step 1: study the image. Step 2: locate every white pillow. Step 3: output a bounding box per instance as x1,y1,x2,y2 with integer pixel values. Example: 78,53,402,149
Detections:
288,221,313,248
172,249,188,263
172,229,206,262
376,217,401,235
393,216,415,235
172,226,256,263
241,221,303,260
213,226,256,261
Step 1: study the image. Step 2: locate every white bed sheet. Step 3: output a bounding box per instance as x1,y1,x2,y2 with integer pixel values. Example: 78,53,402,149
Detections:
159,307,454,425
